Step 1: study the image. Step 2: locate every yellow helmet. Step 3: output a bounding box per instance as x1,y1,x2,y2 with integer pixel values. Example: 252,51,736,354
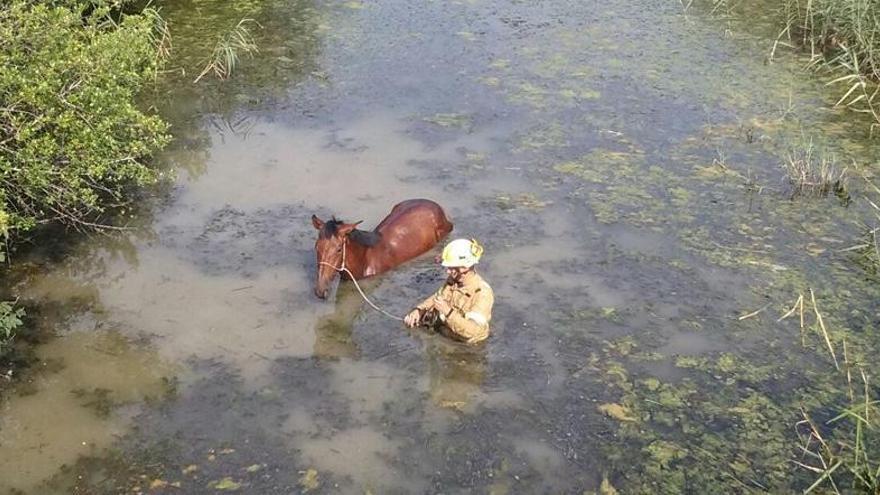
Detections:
441,238,483,268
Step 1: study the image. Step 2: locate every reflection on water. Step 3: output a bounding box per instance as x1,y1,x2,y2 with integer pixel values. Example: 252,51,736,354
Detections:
312,282,374,360
151,0,324,117
298,426,415,493
313,316,360,360
170,112,492,216
425,338,487,411
0,331,174,493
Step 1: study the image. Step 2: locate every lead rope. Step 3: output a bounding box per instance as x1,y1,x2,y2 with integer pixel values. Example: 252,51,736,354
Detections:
318,241,404,321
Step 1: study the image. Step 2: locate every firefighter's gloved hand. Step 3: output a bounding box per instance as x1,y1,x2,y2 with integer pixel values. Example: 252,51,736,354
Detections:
404,309,422,328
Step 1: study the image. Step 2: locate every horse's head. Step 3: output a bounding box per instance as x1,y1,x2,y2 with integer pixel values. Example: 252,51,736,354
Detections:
311,214,361,299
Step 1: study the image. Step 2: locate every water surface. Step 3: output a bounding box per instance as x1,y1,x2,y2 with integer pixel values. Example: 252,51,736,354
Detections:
2,0,879,493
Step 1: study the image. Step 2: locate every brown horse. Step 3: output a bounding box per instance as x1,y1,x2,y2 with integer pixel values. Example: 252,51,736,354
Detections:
311,199,453,299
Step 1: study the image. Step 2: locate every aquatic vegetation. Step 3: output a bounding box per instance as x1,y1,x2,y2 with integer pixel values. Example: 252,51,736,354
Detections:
604,336,636,356
656,393,783,488
489,58,510,70
778,289,842,369
852,233,880,274
595,349,797,491
516,122,568,151
556,149,697,227
599,475,619,495
549,235,880,494
209,477,242,490
71,387,117,418
490,193,551,211
299,468,320,491
507,82,553,110
481,36,603,112
422,112,473,130
477,76,500,87
598,402,638,422
546,102,880,488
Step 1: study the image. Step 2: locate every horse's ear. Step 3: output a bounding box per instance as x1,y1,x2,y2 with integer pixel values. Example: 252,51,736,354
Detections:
337,221,361,236
311,215,324,230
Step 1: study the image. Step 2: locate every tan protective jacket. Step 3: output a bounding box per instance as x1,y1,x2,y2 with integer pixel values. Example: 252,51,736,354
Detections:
416,272,494,344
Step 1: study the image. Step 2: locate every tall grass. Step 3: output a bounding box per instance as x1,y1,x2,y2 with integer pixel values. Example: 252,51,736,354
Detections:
194,18,260,83
780,0,880,134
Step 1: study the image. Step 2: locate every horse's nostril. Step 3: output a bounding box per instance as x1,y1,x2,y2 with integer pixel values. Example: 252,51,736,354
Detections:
316,287,328,299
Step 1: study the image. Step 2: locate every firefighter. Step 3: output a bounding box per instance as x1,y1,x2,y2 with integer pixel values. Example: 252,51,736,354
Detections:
404,238,494,344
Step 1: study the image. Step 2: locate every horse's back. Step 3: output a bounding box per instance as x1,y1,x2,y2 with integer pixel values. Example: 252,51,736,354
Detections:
377,199,452,238
373,199,452,263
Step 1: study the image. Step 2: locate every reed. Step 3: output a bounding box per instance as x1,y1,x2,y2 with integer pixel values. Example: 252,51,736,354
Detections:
779,290,838,368
145,8,172,62
778,293,805,345
809,289,839,371
781,138,849,200
779,0,880,134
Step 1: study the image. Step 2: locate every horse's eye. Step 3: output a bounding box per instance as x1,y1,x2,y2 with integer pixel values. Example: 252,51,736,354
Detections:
336,246,343,253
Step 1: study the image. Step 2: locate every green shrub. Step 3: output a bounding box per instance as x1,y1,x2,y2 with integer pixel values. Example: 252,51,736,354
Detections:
0,0,170,251
0,301,24,355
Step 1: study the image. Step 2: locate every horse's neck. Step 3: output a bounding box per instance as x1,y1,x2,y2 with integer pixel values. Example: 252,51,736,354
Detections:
344,241,371,277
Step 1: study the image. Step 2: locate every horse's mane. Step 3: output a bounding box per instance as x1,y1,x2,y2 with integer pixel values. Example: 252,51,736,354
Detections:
319,218,343,239
321,217,382,247
350,229,382,247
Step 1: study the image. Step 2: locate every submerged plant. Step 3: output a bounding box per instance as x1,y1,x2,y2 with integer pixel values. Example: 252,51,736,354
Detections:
194,18,260,83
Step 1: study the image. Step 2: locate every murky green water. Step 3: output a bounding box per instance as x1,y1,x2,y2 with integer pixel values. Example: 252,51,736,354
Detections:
2,0,879,493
